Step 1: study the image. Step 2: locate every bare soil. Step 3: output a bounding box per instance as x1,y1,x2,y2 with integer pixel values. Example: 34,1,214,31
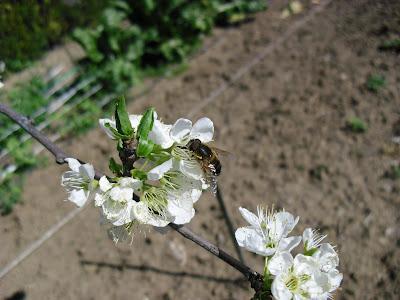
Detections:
1,0,399,299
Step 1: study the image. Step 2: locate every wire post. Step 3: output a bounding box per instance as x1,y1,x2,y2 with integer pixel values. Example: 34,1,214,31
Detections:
216,184,245,264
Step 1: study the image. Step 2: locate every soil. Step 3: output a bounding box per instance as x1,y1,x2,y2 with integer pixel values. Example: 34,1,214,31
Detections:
1,0,400,299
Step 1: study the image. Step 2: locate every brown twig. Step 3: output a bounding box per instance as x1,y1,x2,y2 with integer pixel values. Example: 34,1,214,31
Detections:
0,103,264,294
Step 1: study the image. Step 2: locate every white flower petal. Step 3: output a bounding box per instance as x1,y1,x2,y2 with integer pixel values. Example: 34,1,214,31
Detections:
274,211,299,237
94,192,105,206
179,159,204,180
129,114,141,129
68,189,88,207
327,269,343,292
65,158,81,172
271,273,293,300
79,163,95,181
149,120,174,149
99,176,112,192
131,202,170,227
167,198,195,225
99,118,117,139
278,236,302,253
235,227,274,256
238,207,260,228
119,177,142,190
170,118,192,143
112,202,133,226
268,251,293,275
313,243,339,272
148,159,173,181
191,117,214,143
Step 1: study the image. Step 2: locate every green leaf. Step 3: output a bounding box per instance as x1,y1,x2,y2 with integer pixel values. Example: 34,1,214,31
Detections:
137,107,155,140
136,138,154,157
131,169,148,181
109,157,123,175
114,96,134,137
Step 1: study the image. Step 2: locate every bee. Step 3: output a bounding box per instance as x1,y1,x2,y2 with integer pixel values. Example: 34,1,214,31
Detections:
187,138,226,194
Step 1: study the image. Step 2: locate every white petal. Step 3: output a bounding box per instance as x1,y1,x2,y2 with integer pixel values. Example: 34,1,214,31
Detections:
170,118,192,143
79,163,95,181
268,251,293,275
275,211,299,237
99,118,118,139
65,158,81,172
190,117,214,143
131,202,170,227
147,159,173,181
68,189,88,207
278,236,302,253
119,177,142,190
314,243,339,272
149,120,174,149
129,114,142,130
238,207,259,227
272,274,293,300
293,254,319,275
327,269,343,292
235,227,274,256
112,202,133,226
179,159,204,180
167,198,195,225
94,192,105,206
99,176,112,192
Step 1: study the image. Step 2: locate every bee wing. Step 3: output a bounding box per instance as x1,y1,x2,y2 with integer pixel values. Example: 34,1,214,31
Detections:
207,143,235,160
205,164,218,196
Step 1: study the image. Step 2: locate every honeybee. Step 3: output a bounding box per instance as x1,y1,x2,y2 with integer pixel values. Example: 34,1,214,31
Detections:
187,138,227,194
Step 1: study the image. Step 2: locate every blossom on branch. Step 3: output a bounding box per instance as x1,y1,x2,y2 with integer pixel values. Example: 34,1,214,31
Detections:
235,206,342,299
61,158,96,207
235,206,301,256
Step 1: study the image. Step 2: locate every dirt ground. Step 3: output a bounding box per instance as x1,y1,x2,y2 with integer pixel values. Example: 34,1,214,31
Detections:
1,0,400,299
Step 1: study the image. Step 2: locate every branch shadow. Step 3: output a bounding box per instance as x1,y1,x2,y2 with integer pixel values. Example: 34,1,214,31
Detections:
80,260,247,287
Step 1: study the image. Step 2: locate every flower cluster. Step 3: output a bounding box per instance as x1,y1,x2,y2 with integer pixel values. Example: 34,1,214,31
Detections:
61,98,215,242
235,207,342,300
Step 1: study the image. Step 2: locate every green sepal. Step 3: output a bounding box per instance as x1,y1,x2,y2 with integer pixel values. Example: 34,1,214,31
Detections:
131,169,148,181
114,96,134,137
109,157,123,176
104,123,131,140
304,247,318,256
136,138,154,157
137,107,155,140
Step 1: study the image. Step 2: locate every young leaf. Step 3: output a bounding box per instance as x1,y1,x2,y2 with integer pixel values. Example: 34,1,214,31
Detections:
109,157,123,176
115,96,134,137
137,138,154,157
104,123,130,140
137,107,155,140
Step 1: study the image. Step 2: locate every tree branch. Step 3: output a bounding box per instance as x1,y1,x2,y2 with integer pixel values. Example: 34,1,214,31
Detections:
0,103,264,294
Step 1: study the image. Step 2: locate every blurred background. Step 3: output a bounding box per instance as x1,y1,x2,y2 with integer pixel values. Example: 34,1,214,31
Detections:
0,0,399,299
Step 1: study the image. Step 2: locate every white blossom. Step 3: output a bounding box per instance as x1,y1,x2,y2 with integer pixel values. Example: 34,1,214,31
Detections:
61,158,96,207
235,206,301,256
95,176,142,226
269,252,326,300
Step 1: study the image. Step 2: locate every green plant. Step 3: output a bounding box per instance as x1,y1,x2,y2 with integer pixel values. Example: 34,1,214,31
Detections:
346,117,368,133
379,38,400,52
0,0,109,73
73,0,267,93
384,165,400,180
366,74,386,92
